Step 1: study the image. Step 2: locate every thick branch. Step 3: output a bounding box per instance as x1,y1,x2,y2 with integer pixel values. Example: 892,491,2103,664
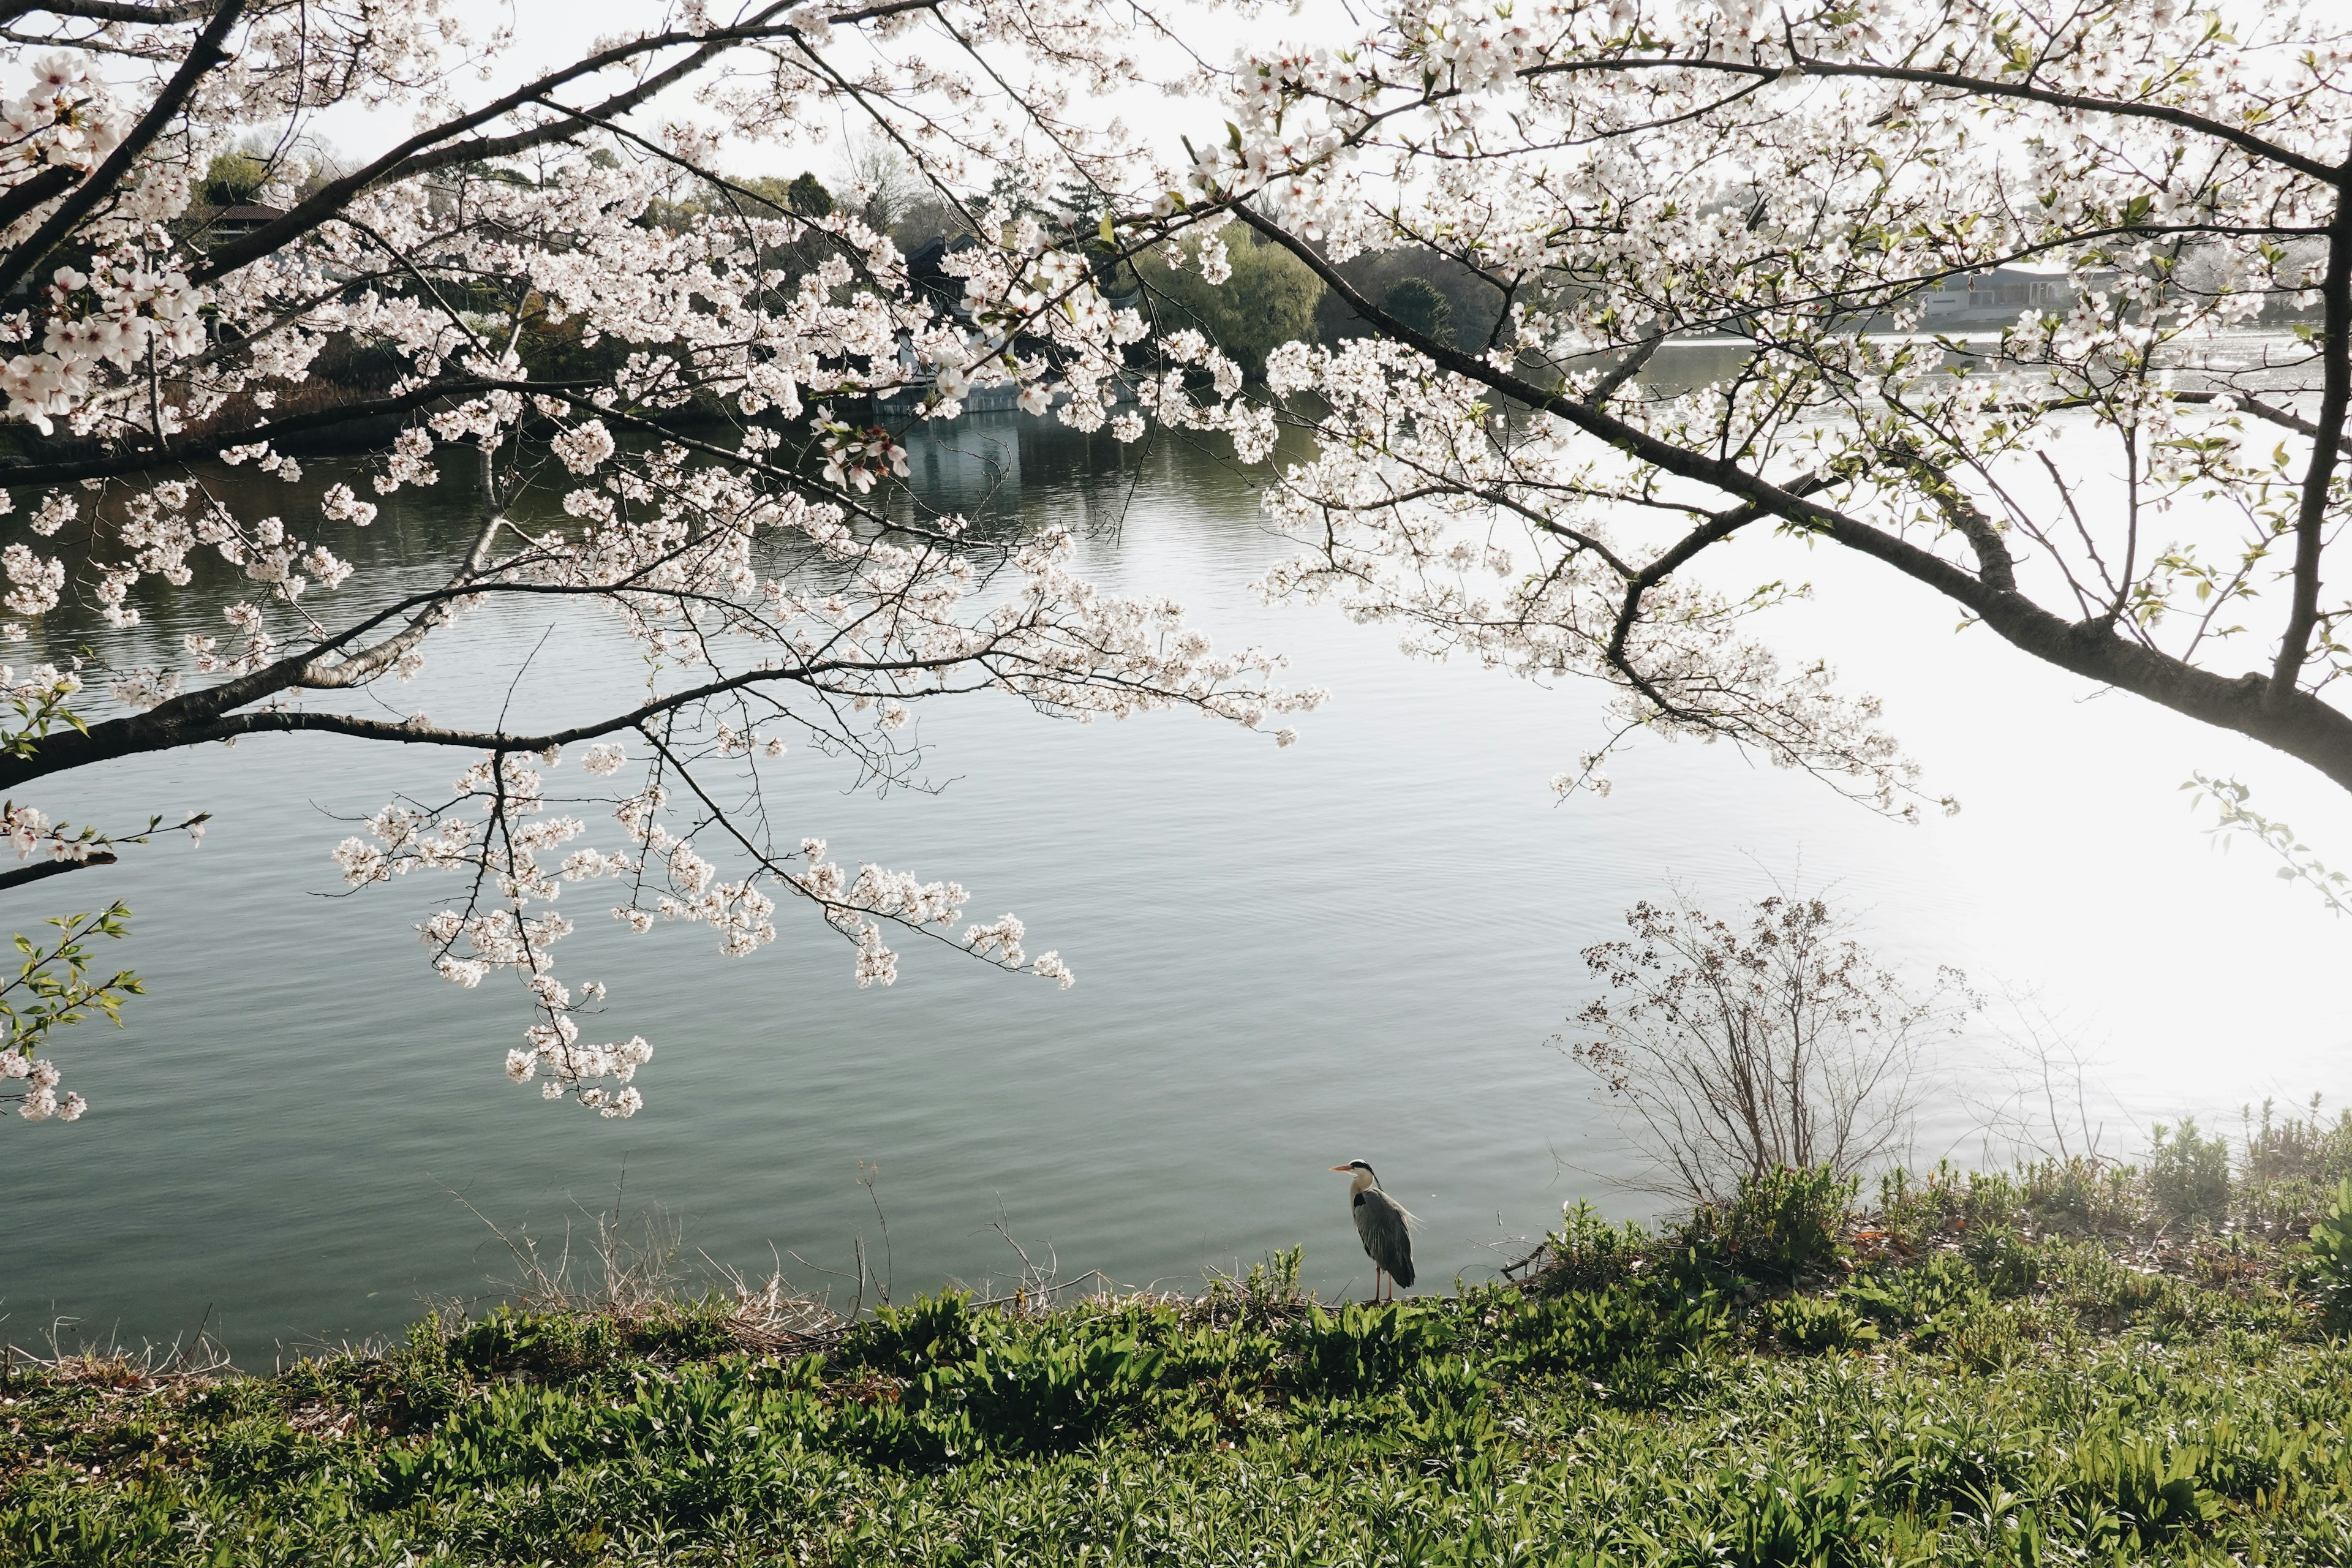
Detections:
1585,330,1667,407
1797,58,2344,186
0,0,214,21
0,851,116,892
1882,448,2017,594
0,165,77,240
0,640,989,790
2272,153,2352,710
1604,483,1830,673
1518,55,2343,187
0,378,556,487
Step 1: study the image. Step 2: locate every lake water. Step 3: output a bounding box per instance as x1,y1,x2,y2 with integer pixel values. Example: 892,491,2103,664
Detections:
5,406,2350,1364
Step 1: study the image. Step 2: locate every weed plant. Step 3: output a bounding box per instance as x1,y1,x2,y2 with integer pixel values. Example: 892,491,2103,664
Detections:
10,1142,2352,1564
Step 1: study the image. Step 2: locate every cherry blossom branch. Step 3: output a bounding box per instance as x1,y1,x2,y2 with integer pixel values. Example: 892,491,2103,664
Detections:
2166,392,2352,459
635,725,1067,984
0,379,590,486
186,7,805,284
1513,56,2345,188
0,0,247,300
2187,773,2352,921
1228,208,2352,794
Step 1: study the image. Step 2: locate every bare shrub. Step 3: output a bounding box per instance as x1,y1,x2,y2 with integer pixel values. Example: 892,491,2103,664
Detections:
1566,889,1975,1205
1959,997,2120,1169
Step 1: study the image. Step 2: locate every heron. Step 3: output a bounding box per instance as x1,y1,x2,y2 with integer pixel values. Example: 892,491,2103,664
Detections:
1332,1159,1415,1302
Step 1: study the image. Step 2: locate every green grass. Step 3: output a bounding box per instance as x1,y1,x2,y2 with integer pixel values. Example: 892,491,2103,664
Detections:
10,1147,2352,1565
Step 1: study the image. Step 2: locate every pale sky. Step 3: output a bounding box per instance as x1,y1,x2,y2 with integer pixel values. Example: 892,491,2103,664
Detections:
296,0,1267,181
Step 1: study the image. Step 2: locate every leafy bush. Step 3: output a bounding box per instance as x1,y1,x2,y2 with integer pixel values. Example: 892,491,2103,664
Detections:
1707,1458,1880,1567
899,1322,1169,1457
2237,1097,2352,1237
1537,1201,1653,1294
1287,1301,1453,1395
1496,1284,1727,1386
1875,1162,1963,1248
2015,1155,2143,1234
839,1291,985,1375
2067,1423,2213,1546
2149,1118,2233,1226
1210,1245,1305,1314
1683,1164,1858,1284
451,1305,625,1376
2309,1175,2352,1332
2242,1095,2352,1189
1961,1224,2044,1298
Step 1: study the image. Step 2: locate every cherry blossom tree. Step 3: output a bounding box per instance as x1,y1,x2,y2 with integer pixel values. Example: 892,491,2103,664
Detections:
7,0,2352,1127
0,0,1319,1123
1141,0,2352,826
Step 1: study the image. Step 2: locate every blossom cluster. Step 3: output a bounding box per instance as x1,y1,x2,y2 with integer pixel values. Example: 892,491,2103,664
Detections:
816,416,910,494
2,1050,82,1123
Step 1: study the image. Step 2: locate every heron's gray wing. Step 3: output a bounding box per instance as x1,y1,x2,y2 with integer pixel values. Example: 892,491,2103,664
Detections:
1352,1189,1416,1287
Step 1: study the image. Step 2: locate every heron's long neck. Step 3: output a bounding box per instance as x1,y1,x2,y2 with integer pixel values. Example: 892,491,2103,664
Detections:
1349,1167,1376,1196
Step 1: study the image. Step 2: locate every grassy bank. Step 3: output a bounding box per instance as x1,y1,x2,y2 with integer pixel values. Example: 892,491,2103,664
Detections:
10,1125,2352,1565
